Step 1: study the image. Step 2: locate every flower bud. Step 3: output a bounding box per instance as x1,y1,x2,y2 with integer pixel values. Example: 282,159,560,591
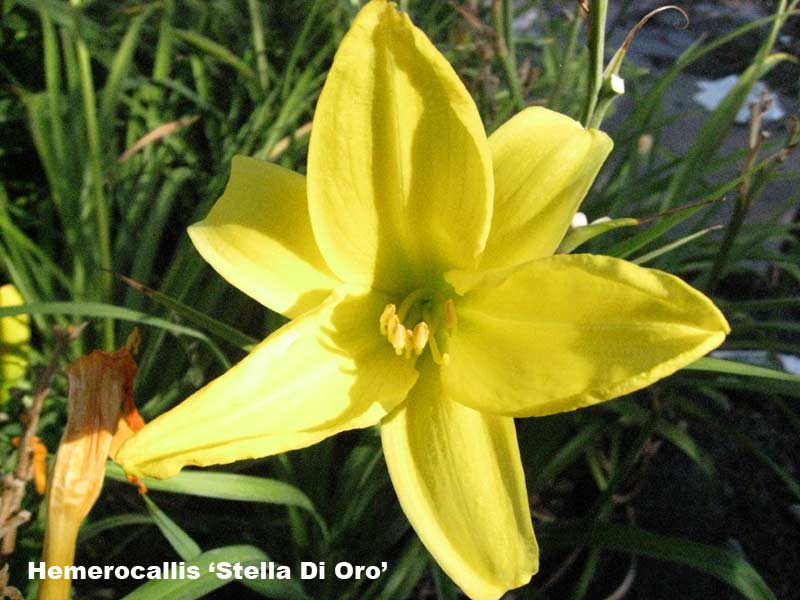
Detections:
0,284,30,405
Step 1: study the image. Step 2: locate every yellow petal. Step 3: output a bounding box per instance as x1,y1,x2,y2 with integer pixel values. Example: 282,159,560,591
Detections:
116,290,418,480
1,284,30,404
445,254,729,417
480,107,612,271
381,361,538,600
307,0,493,291
189,156,340,318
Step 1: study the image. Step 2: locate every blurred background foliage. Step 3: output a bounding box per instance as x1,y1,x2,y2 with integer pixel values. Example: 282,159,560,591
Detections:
0,0,799,598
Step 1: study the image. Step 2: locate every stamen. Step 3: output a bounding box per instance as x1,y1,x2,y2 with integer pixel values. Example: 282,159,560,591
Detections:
444,299,457,332
379,289,454,364
387,314,399,336
388,317,406,356
428,333,450,366
412,322,429,356
404,329,414,359
379,304,396,335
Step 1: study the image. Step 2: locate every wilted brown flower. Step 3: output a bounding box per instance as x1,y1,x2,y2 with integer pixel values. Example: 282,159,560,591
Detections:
38,347,143,600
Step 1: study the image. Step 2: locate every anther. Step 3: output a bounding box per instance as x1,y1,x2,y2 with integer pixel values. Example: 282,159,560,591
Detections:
412,322,429,356
444,299,457,332
388,318,407,356
380,304,396,336
380,292,454,363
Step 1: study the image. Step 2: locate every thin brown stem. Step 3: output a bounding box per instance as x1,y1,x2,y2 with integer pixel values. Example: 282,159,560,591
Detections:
0,325,84,557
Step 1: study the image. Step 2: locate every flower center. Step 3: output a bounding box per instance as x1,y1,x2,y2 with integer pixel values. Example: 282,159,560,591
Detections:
379,289,457,365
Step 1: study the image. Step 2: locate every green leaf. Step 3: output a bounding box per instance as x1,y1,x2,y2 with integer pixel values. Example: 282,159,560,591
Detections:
632,225,723,265
117,273,258,351
606,199,717,259
0,301,232,367
125,170,196,301
100,8,152,127
0,210,71,290
78,514,154,544
655,420,716,475
675,398,800,501
106,462,328,538
686,357,800,383
17,0,108,61
142,495,202,561
173,28,256,80
528,420,609,493
622,7,800,162
120,544,311,600
722,297,800,310
537,521,776,600
332,445,386,538
430,561,460,600
604,400,716,476
557,217,638,254
374,538,427,600
662,48,793,211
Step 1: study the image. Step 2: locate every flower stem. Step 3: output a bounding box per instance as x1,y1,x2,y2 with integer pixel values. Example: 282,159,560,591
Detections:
580,0,608,128
248,0,269,93
492,0,525,111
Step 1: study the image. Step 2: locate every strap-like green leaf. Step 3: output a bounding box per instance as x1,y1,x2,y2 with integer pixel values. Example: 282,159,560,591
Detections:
173,28,256,80
537,521,776,600
117,274,258,350
120,544,311,600
106,462,328,538
78,514,154,544
0,301,232,367
558,217,638,254
142,495,202,561
686,357,800,383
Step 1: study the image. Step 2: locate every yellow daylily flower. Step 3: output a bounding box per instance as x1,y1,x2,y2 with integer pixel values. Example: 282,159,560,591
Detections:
116,2,729,598
0,284,30,404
